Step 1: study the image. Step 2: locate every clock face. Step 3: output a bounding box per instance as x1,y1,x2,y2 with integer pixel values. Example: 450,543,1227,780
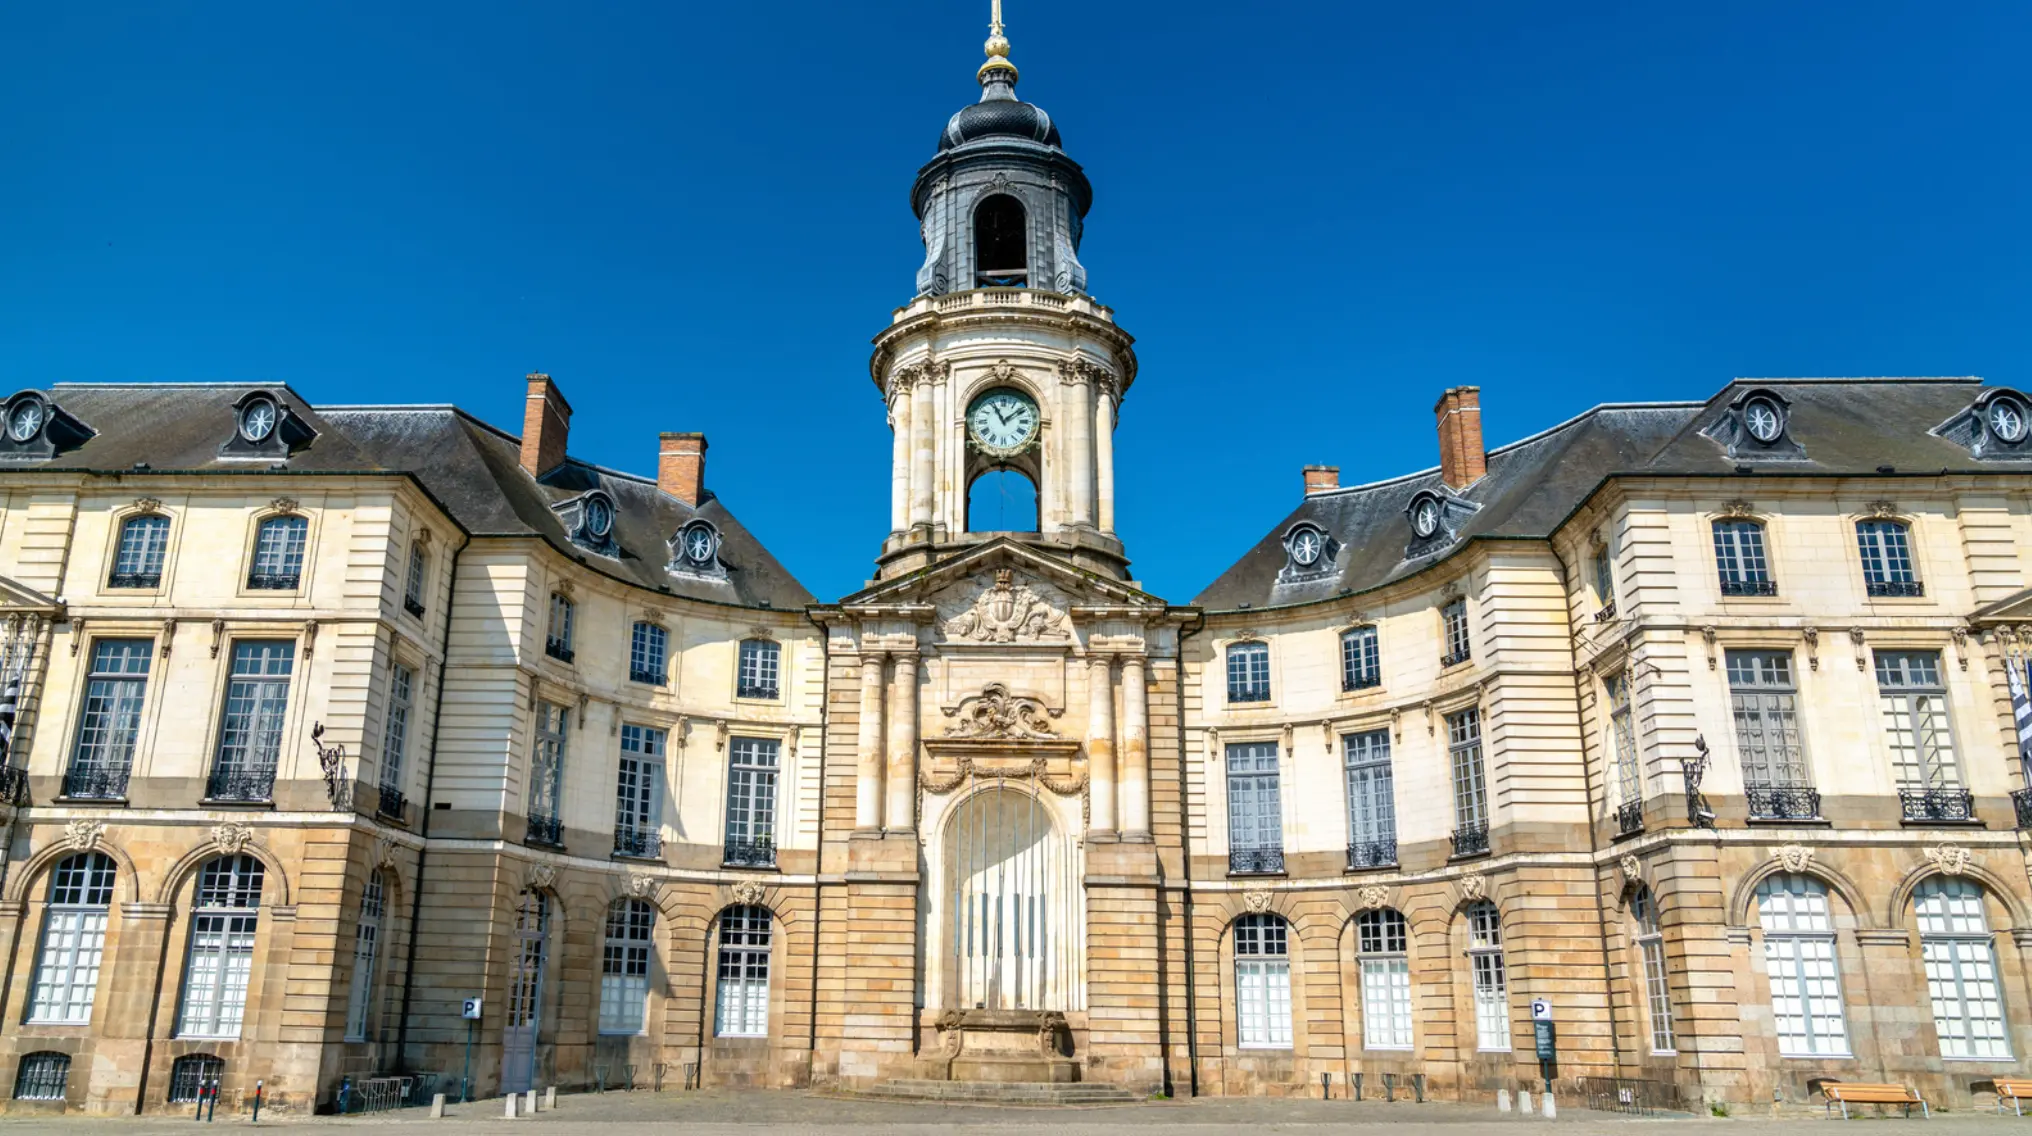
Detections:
1290,528,1323,566
967,389,1039,454
6,401,42,442
1744,399,1782,443
584,497,613,538
240,399,277,442
1412,499,1441,539
684,526,716,563
1990,400,2026,443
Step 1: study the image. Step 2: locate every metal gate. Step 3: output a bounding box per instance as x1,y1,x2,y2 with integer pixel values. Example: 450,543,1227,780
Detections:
941,784,1080,1010
501,891,548,1093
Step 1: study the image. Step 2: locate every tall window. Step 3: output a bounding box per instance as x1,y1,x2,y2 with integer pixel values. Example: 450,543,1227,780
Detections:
1233,913,1293,1049
1357,908,1413,1049
544,593,574,662
737,639,780,700
723,737,778,867
12,1052,69,1101
28,852,116,1023
110,513,170,588
208,641,294,802
1467,900,1510,1051
1728,650,1815,818
1876,650,1961,791
615,725,665,858
1441,598,1471,666
972,194,1028,287
65,638,151,800
630,622,667,686
1226,742,1283,874
714,905,771,1037
1592,544,1616,610
527,702,567,846
1632,887,1674,1054
1713,519,1775,595
1757,874,1849,1056
344,872,385,1041
403,543,428,616
1341,626,1380,691
1604,671,1641,827
1448,708,1489,856
248,515,308,589
1343,730,1396,868
600,899,655,1035
380,663,414,803
179,855,264,1039
1226,642,1270,703
1915,878,2009,1059
1857,519,1921,596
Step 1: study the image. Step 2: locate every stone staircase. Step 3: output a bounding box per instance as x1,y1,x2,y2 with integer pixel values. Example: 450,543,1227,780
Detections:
832,1079,1140,1106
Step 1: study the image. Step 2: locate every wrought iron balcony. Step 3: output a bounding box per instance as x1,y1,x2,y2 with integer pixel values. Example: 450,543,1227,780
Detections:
630,668,665,686
1593,600,1618,623
0,764,29,806
1343,674,1381,692
205,766,275,803
403,596,426,618
1746,785,1821,820
724,835,777,868
246,572,301,591
736,682,779,700
2014,788,2032,831
544,639,574,664
1346,838,1397,871
1901,786,1975,823
1720,577,1778,597
526,814,565,847
1227,686,1270,704
60,763,129,801
1440,650,1472,669
1615,800,1644,836
1451,823,1491,858
376,785,407,821
108,571,161,589
1229,845,1286,875
614,826,663,859
1866,580,1925,598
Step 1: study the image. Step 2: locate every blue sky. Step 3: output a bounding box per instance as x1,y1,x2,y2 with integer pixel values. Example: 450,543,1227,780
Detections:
2,2,2025,602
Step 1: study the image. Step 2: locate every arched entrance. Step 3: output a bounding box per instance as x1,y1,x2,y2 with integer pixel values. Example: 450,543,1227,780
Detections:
938,784,1082,1011
501,891,548,1093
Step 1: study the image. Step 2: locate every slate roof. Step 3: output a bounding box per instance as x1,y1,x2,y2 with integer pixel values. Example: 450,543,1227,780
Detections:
1194,378,2029,613
25,383,815,610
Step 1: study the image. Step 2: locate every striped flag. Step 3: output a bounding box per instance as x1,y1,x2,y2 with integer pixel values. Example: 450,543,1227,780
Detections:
0,661,17,765
2009,655,2032,785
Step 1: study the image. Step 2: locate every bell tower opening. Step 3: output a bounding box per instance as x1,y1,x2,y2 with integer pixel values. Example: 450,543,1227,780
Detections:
974,194,1028,287
967,467,1039,533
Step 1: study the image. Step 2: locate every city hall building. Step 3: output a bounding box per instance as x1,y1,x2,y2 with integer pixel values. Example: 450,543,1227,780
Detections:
6,8,2032,1117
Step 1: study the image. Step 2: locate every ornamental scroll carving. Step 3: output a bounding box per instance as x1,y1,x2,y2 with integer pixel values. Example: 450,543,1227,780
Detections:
919,755,1086,798
942,569,1069,644
945,684,1058,740
65,819,106,852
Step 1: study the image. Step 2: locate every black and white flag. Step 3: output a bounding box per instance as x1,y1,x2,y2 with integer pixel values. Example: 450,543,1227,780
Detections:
0,663,18,766
2010,655,2032,785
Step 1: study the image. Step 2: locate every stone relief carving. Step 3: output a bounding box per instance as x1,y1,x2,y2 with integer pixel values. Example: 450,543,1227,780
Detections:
1620,854,1642,891
945,684,1058,740
65,818,106,851
732,879,768,906
1243,888,1274,913
527,863,557,892
628,874,661,900
941,569,1070,644
1356,885,1390,911
1927,843,1973,877
1773,843,1814,873
211,822,254,855
373,837,400,871
1458,875,1489,902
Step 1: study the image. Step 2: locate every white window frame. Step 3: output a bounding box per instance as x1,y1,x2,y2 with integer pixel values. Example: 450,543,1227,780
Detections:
1448,708,1488,835
1756,874,1850,1057
1728,650,1811,789
600,898,655,1036
1604,671,1641,809
1343,730,1396,866
1915,878,2010,1060
111,513,171,586
27,853,116,1024
1875,650,1962,789
1234,913,1293,1049
381,662,413,794
1226,641,1271,703
1357,909,1413,1050
1340,626,1380,691
404,542,428,612
714,905,772,1038
344,872,385,1041
1713,518,1774,593
616,724,665,848
1225,742,1283,860
1467,900,1510,1051
1632,887,1675,1055
249,514,308,588
178,856,264,1039
737,639,780,700
1441,598,1471,664
630,622,668,686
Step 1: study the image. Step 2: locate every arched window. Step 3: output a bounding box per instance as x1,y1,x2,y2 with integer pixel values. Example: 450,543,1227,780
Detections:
28,853,116,1024
630,622,668,686
1226,642,1270,704
973,194,1028,287
737,638,780,700
1233,912,1292,1049
1340,625,1380,691
600,898,655,1036
715,905,771,1038
111,513,170,588
248,515,308,590
1914,877,2009,1059
1356,909,1412,1050
344,871,385,1041
502,891,549,1093
1631,887,1674,1054
1466,900,1510,1051
12,1052,69,1101
178,855,264,1039
167,1054,223,1104
1712,518,1774,595
966,469,1038,533
1756,874,1848,1056
1856,518,1921,596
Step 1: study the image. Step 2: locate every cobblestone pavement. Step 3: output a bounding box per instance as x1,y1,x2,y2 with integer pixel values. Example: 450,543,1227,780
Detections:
1,1089,2002,1134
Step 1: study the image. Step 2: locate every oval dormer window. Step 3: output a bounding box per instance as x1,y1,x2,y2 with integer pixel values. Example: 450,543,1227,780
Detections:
1411,497,1442,540
239,396,279,443
1288,525,1325,568
680,521,718,566
583,494,614,540
1988,396,2028,444
6,398,44,443
1743,396,1784,443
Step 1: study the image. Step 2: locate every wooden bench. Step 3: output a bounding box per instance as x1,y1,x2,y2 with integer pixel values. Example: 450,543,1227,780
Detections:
1993,1079,2032,1115
1823,1082,1929,1119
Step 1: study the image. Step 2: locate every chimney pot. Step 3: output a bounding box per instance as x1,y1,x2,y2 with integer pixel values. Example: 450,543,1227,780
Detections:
1434,386,1486,489
1302,465,1340,495
659,432,708,507
519,372,573,478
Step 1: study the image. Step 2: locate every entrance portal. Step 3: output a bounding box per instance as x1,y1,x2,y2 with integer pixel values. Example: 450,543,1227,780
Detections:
939,785,1081,1011
501,891,547,1093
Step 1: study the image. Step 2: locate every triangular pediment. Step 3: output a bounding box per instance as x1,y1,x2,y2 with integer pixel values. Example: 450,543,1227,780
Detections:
0,574,61,613
838,538,1167,611
1972,586,2032,625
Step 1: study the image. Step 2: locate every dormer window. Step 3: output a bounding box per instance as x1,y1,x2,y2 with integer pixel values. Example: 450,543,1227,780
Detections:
1277,522,1339,582
1742,395,1784,443
218,389,315,460
1701,387,1803,461
974,194,1028,287
1403,488,1477,555
669,520,723,579
238,396,279,443
1931,388,2032,460
554,490,619,557
1988,396,2029,443
8,399,44,442
0,391,94,462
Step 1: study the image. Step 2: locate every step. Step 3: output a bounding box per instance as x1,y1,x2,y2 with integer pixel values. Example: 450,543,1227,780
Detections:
835,1079,1140,1105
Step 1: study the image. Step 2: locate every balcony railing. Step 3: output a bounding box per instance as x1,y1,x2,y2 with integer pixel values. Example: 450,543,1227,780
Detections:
724,835,776,868
1901,786,1975,823
1440,650,1471,668
614,826,663,859
0,764,29,806
61,763,130,801
544,639,574,664
1720,578,1778,597
108,571,161,589
403,596,426,618
1227,686,1271,704
1593,600,1618,623
246,572,301,591
526,814,565,847
1346,838,1397,871
1746,785,1822,820
1229,845,1286,875
205,766,276,803
1615,800,1644,836
1343,674,1381,692
1451,823,1490,858
736,682,779,700
376,785,407,821
1866,580,1925,598
630,668,665,686
2014,788,2032,831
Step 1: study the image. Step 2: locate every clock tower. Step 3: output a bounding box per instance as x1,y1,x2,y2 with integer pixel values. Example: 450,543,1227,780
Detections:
869,0,1138,582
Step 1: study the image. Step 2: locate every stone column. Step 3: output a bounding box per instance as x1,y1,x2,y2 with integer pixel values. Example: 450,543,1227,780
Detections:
1063,361,1095,528
909,375,935,529
888,390,910,533
1120,654,1150,839
885,651,920,833
1087,655,1116,838
1094,384,1116,533
856,652,886,831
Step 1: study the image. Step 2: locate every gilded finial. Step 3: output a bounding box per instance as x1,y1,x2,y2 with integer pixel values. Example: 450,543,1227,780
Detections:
979,0,1018,86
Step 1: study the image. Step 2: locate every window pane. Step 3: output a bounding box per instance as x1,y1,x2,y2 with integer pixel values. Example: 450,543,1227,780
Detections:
381,663,413,791
1226,743,1282,852
70,639,151,782
725,738,780,846
114,515,171,579
251,516,308,583
738,640,780,699
1227,643,1270,702
1448,710,1487,830
714,906,771,1037
1344,730,1396,849
1341,627,1380,690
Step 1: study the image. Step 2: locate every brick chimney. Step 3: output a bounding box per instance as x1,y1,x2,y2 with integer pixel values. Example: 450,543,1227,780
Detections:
658,432,708,506
1302,465,1340,495
519,372,572,478
1434,386,1486,489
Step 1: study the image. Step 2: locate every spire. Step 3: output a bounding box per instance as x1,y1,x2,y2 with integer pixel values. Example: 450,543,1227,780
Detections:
978,0,1019,100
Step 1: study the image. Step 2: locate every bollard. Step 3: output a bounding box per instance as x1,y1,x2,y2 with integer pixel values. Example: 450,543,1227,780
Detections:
526,1089,538,1115
1543,1093,1557,1119
1498,1089,1512,1113
251,1079,264,1123
206,1079,221,1122
1414,1073,1427,1104
1322,1072,1331,1100
1353,1072,1364,1101
1520,1089,1534,1115
1383,1073,1396,1102
430,1093,446,1119
505,1093,518,1119
545,1086,557,1110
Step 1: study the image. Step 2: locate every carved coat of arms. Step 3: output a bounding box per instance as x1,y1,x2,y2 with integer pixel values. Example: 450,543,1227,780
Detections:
943,569,1069,644
946,684,1058,740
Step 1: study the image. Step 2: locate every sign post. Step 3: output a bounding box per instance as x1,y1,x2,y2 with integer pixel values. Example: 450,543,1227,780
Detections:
1530,998,1556,1096
461,998,483,1103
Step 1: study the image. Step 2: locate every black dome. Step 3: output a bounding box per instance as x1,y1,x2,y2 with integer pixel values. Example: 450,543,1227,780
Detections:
939,97,1060,152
